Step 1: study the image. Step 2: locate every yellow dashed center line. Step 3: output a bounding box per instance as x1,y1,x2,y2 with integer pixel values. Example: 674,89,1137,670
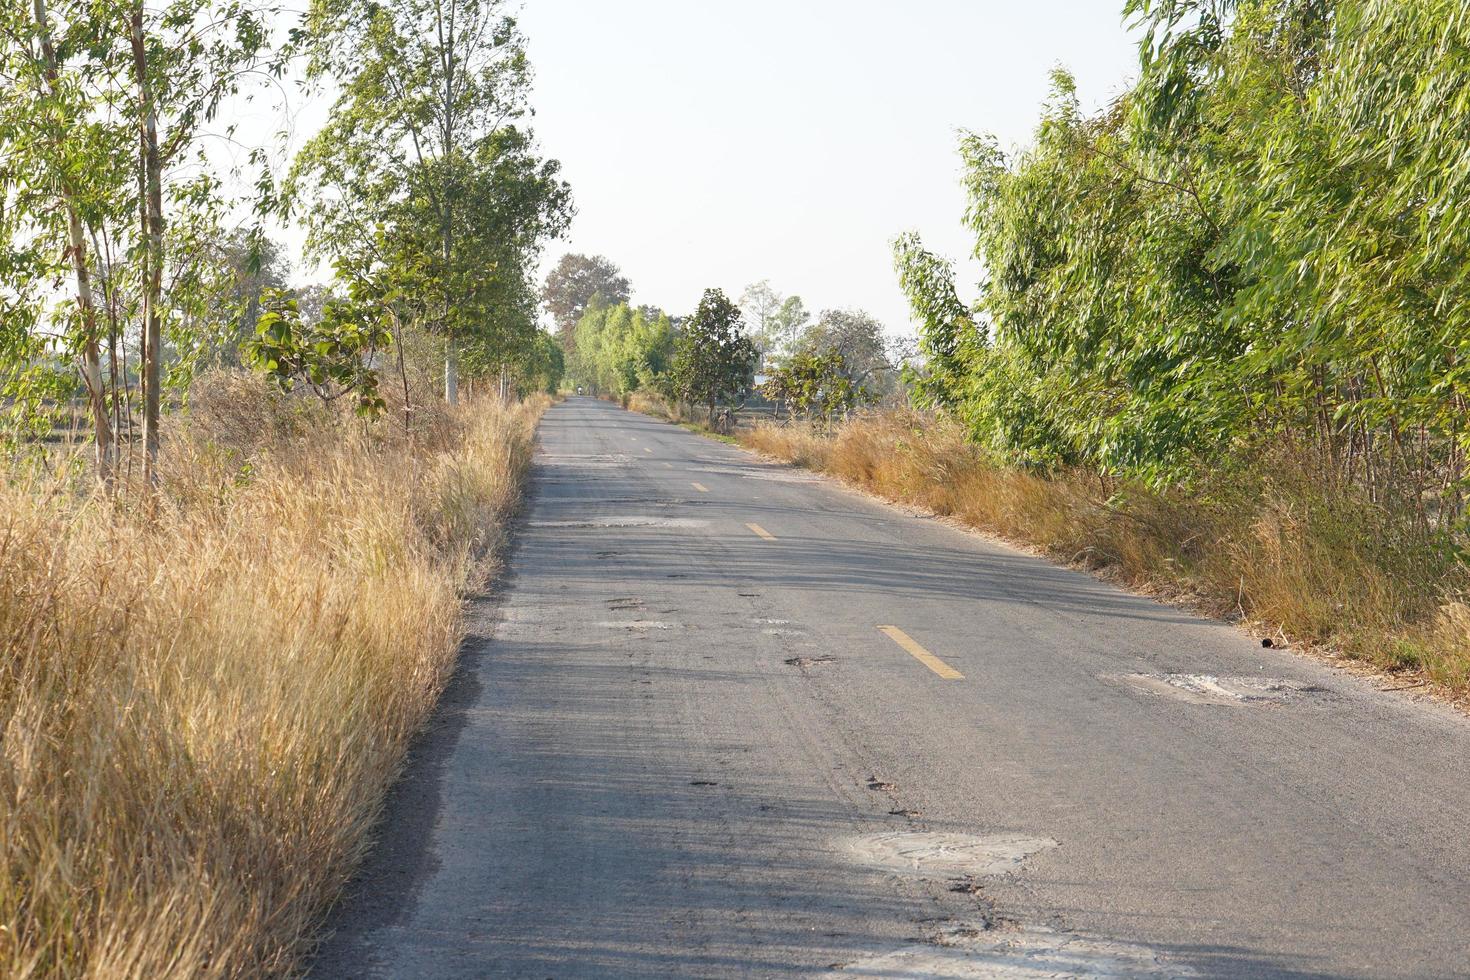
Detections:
878,626,964,680
745,523,777,541
692,482,710,492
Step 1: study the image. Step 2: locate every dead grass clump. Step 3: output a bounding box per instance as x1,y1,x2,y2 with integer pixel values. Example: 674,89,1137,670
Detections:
626,390,673,420
0,388,548,978
742,411,1468,691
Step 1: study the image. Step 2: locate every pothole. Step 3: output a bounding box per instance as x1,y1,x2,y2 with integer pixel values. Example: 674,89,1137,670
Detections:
845,832,1057,877
785,655,837,668
825,928,1193,978
530,516,708,529
1112,672,1324,705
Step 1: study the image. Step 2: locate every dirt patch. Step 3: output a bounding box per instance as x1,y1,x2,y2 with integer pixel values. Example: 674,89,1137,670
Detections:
844,832,1057,877
1111,672,1326,705
530,516,709,529
537,453,636,469
825,928,1193,978
690,464,821,484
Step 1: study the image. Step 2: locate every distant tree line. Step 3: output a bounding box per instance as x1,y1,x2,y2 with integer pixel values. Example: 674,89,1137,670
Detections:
549,255,912,425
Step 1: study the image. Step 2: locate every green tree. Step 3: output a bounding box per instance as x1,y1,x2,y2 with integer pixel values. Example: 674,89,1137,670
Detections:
564,300,674,397
292,0,570,405
668,288,758,425
799,309,893,393
769,294,811,356
0,0,274,482
762,348,868,422
896,0,1470,527
247,288,389,417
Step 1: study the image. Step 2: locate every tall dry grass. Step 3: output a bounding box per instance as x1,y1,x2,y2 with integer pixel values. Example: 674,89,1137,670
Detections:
743,411,1470,696
0,374,548,978
625,390,673,420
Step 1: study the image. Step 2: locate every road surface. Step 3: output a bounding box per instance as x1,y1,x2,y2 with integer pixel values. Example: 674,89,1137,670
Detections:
313,397,1470,979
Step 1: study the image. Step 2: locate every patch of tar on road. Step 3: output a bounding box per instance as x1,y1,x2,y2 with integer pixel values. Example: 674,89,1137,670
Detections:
596,620,677,630
529,516,709,529
845,831,1058,878
825,927,1194,978
1111,672,1326,705
785,655,838,668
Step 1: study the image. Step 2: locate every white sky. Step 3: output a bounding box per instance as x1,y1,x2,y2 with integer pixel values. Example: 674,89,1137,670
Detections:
516,0,1142,334
255,1,1141,333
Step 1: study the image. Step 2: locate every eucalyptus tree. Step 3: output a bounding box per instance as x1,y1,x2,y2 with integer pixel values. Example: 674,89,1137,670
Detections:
769,295,811,357
896,0,1470,526
0,0,125,477
738,280,782,354
0,0,276,482
122,0,275,479
292,0,569,404
565,300,674,397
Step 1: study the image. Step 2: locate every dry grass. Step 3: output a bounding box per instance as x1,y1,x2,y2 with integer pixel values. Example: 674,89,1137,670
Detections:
625,390,672,419
0,373,548,978
743,411,1470,696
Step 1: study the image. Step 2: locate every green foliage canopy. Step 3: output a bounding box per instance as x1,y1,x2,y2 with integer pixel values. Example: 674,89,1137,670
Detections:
668,288,758,416
896,0,1470,524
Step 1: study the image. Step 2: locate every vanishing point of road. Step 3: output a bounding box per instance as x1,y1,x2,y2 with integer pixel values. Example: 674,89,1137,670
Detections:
313,397,1470,979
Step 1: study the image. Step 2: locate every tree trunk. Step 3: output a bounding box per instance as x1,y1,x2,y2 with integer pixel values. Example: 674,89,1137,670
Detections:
395,314,413,436
444,338,459,405
33,0,115,486
130,4,164,484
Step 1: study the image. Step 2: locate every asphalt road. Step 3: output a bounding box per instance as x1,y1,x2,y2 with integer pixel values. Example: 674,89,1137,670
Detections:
313,396,1470,979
